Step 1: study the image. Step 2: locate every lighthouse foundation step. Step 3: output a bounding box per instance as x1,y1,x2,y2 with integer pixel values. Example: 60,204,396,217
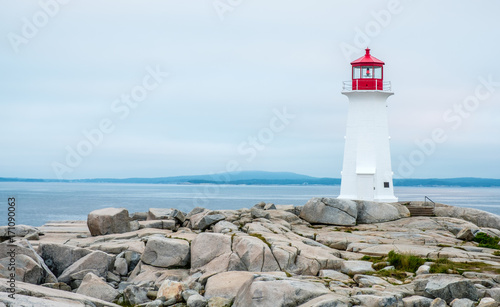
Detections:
406,206,435,217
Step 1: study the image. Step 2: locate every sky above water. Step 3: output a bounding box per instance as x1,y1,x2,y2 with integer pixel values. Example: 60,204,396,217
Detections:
1,0,499,179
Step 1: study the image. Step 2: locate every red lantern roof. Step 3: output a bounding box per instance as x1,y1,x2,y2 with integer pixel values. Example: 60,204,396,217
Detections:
351,48,384,66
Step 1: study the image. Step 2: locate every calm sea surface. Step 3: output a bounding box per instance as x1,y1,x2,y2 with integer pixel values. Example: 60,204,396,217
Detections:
1,182,499,227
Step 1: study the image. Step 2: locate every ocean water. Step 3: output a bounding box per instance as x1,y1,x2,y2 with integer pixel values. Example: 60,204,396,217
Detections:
1,182,499,227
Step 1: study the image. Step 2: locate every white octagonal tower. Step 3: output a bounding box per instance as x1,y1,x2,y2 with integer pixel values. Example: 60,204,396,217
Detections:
338,48,397,202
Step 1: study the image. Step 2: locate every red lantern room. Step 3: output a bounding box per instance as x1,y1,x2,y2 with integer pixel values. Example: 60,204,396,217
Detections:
350,48,385,91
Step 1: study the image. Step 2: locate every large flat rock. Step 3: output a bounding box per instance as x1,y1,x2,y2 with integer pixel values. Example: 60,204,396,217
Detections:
0,277,120,307
300,198,357,226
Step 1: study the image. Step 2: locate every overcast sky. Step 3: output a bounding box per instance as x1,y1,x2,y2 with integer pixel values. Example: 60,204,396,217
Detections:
1,0,499,180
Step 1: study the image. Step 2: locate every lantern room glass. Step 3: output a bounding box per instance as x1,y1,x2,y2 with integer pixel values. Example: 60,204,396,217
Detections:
361,66,373,79
353,67,361,79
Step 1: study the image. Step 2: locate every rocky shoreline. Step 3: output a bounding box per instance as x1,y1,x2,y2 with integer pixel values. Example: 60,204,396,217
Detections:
1,198,500,307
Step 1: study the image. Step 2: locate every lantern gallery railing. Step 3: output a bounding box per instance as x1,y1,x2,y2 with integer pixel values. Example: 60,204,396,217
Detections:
342,81,392,92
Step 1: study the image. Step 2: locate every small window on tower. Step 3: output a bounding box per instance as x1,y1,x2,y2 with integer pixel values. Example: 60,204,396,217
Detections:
353,67,361,79
384,182,390,188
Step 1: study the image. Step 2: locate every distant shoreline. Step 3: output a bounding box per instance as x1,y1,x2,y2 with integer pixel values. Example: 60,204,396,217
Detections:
2,173,500,188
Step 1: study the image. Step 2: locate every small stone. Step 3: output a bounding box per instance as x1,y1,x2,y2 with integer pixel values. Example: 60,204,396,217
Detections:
129,220,140,231
187,294,208,307
24,232,39,240
145,300,163,307
478,297,498,307
450,298,475,307
402,295,434,307
430,298,447,307
425,276,478,303
172,209,186,223
114,257,128,276
340,261,375,275
456,228,475,241
147,208,174,220
130,212,148,221
182,289,200,302
76,272,119,302
106,271,121,283
124,285,151,305
147,291,158,300
41,282,72,291
318,270,352,283
250,208,271,219
416,265,431,275
264,203,276,210
372,261,390,270
212,221,238,233
208,296,233,307
198,214,226,230
157,280,185,302
253,202,266,209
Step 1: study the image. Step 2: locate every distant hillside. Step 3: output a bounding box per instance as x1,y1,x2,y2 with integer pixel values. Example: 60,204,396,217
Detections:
394,177,500,187
1,172,500,187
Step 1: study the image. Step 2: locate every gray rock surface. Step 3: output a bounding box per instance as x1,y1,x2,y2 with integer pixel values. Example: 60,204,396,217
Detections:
340,261,375,275
402,295,434,307
208,296,233,307
190,233,232,270
430,298,449,307
434,205,500,231
353,294,402,307
123,284,151,305
141,237,190,268
7,199,500,307
356,201,410,224
297,294,350,307
114,257,128,275
213,221,239,233
300,198,357,226
251,207,271,219
424,275,479,303
0,254,43,284
477,297,498,307
0,277,121,307
147,208,174,220
38,243,92,277
0,225,40,239
1,239,57,284
187,293,208,307
87,207,131,236
205,271,255,300
319,270,352,282
456,228,475,241
450,298,475,307
416,265,431,275
198,214,226,231
58,250,114,283
76,272,119,302
0,292,82,307
233,275,330,307
157,279,185,302
232,235,280,272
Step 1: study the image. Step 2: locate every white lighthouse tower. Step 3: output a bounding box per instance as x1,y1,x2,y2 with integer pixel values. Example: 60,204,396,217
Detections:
338,48,397,202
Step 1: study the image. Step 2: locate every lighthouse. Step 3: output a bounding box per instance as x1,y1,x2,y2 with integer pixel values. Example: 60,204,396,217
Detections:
338,48,398,202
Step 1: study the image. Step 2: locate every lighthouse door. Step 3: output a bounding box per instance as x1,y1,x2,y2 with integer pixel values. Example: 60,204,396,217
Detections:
357,175,374,201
